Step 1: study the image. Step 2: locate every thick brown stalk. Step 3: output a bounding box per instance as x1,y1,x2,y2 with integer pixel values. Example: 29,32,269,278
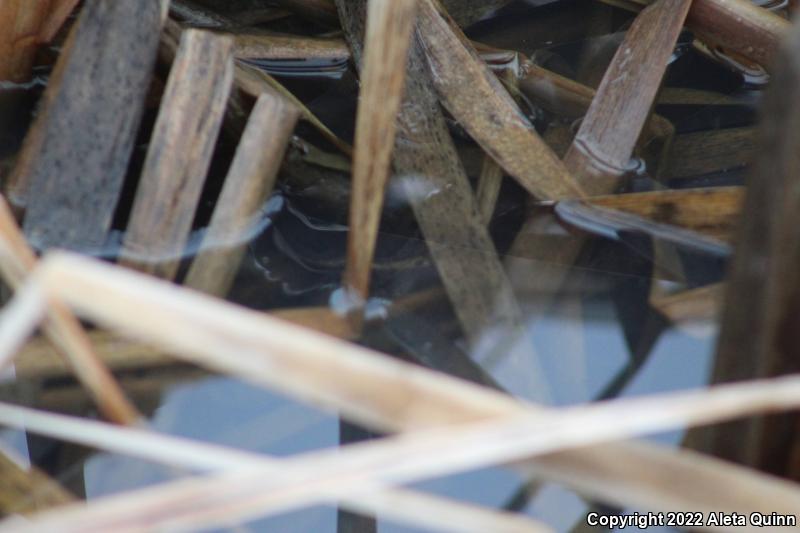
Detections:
689,20,800,480
11,0,165,249
507,0,689,309
120,30,234,280
416,0,584,200
185,93,299,297
342,0,417,305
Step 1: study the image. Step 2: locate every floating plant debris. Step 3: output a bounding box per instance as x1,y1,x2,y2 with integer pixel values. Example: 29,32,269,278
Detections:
0,0,799,531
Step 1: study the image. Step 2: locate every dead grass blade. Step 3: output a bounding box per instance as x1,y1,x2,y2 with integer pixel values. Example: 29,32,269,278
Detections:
232,33,349,60
1,252,799,526
416,0,584,200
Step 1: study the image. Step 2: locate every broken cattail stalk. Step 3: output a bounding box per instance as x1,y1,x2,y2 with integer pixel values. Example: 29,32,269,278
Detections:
7,252,800,524
184,93,299,297
0,404,550,533
416,0,584,200
564,0,692,193
120,30,234,280
0,196,140,424
690,20,800,480
10,0,165,248
0,0,78,82
342,0,417,306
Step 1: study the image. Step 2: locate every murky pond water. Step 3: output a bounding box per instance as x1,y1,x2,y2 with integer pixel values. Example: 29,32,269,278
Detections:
0,0,780,530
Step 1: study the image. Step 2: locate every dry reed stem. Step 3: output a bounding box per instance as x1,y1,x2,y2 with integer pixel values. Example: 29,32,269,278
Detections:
120,29,234,280
416,0,584,200
10,355,800,531
343,0,417,304
1,253,800,527
0,197,139,424
0,403,549,533
184,93,299,297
